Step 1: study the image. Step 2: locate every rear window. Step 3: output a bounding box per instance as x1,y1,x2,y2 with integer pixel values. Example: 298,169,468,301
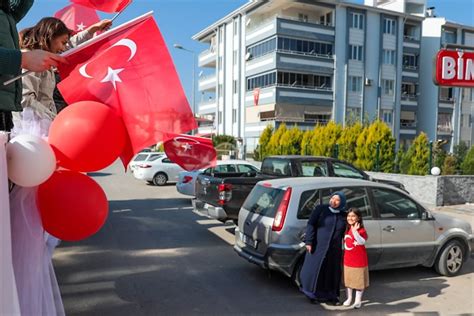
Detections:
261,158,291,176
148,155,162,162
242,185,285,218
133,154,148,162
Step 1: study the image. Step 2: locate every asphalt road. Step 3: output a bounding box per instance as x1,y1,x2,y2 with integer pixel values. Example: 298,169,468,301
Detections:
53,161,474,315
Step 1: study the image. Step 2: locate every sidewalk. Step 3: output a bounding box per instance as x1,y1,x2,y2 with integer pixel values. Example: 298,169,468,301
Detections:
430,203,474,227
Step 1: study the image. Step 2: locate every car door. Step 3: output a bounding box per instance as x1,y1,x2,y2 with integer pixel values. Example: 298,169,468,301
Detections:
161,158,180,181
329,186,381,268
370,187,436,268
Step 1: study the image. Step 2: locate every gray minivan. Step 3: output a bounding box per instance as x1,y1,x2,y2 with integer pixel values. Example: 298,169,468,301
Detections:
234,177,473,282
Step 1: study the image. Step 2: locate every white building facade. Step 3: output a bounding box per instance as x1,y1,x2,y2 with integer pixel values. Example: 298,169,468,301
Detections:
193,0,474,153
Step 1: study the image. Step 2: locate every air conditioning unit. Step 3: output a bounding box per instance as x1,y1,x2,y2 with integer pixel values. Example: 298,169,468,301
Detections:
364,78,373,86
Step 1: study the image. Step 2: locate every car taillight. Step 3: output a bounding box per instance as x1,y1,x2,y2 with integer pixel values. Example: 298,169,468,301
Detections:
138,164,152,168
218,183,232,205
272,187,292,232
182,176,193,183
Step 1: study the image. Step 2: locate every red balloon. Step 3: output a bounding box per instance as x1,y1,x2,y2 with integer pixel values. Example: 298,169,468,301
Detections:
37,170,108,241
49,101,127,172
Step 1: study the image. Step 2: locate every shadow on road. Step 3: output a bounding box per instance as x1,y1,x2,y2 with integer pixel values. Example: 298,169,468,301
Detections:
53,197,471,315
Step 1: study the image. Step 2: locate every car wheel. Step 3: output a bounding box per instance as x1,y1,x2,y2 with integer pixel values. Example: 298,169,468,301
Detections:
435,240,464,276
153,173,168,186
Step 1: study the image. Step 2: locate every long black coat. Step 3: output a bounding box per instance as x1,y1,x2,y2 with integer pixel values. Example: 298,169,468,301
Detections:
300,204,347,301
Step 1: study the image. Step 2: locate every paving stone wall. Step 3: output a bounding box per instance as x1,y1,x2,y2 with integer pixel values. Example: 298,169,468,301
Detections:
366,172,474,207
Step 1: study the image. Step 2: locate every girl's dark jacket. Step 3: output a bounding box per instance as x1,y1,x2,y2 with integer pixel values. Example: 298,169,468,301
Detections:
0,0,34,111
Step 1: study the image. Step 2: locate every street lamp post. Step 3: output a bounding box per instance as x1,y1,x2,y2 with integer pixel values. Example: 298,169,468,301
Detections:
174,44,196,134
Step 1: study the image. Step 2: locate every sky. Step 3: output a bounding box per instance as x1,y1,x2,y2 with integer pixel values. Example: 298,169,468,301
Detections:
17,0,474,108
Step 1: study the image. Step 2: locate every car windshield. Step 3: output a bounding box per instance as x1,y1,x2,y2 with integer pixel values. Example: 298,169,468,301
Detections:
243,185,285,218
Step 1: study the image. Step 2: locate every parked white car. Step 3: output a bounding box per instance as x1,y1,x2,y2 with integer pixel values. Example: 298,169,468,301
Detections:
176,160,260,197
133,155,184,185
129,152,164,172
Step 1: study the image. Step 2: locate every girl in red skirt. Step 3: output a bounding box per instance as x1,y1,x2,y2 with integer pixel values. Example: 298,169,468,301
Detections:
343,208,369,309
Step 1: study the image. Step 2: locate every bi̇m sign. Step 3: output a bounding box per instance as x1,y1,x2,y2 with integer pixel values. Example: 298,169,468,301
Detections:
435,50,474,87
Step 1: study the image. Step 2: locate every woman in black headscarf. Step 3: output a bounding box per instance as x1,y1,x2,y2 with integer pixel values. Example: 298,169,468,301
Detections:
300,191,347,305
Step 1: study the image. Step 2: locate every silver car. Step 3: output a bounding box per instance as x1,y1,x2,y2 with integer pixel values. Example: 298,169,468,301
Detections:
234,177,473,282
176,160,260,197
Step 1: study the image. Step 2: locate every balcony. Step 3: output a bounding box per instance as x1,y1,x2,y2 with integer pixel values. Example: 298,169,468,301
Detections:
198,48,216,68
401,94,418,106
246,16,335,47
400,120,417,128
246,50,334,77
437,125,453,135
198,74,216,92
198,99,217,115
245,84,333,107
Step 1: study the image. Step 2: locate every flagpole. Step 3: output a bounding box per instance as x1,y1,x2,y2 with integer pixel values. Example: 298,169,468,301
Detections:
111,0,132,23
2,9,152,87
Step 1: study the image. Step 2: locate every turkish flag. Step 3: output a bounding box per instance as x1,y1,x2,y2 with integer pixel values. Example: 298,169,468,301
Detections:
57,14,197,167
163,133,217,171
70,0,131,13
54,4,99,33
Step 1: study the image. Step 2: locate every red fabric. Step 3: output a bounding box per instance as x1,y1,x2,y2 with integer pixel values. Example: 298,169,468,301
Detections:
343,227,368,267
163,133,216,171
57,16,196,168
54,4,99,33
70,0,131,13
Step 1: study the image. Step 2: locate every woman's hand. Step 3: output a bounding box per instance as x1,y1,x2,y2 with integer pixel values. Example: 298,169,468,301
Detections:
87,19,113,34
305,245,312,253
352,222,360,231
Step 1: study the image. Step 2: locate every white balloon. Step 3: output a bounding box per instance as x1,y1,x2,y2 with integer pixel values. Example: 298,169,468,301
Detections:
431,167,441,176
6,135,56,187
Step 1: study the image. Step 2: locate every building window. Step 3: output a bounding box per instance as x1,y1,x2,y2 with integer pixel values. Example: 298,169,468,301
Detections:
304,113,331,124
443,30,456,44
350,13,364,29
382,79,394,96
277,37,333,55
401,83,417,97
382,110,392,124
247,72,276,91
349,45,363,61
232,109,237,123
403,54,418,69
439,87,453,101
274,71,331,90
247,37,277,60
346,107,361,122
383,18,396,35
233,80,238,94
438,113,452,132
383,49,396,65
298,13,308,22
348,76,362,92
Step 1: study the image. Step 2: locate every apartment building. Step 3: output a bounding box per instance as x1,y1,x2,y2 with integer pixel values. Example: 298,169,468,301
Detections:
192,0,474,153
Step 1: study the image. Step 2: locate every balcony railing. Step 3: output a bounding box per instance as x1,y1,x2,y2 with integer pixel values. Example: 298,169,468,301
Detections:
400,121,417,128
401,94,418,101
437,125,453,133
403,65,418,71
403,35,420,41
439,97,455,103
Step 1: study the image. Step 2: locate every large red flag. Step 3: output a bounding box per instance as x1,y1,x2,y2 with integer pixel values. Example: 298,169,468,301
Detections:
163,133,216,171
54,4,99,33
70,0,131,13
57,14,197,167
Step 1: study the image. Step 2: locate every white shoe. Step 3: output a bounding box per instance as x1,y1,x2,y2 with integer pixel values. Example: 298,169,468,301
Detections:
343,299,352,306
352,302,361,309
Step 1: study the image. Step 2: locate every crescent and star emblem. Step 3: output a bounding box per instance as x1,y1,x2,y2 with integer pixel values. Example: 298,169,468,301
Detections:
79,38,137,90
173,136,198,152
344,234,353,251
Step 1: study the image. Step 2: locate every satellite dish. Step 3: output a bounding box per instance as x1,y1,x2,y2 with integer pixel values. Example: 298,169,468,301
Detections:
245,52,252,61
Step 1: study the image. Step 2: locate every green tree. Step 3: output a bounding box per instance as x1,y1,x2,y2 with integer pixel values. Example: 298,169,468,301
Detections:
267,123,287,155
394,147,406,174
338,121,363,164
300,130,314,155
442,154,457,175
280,126,303,155
254,125,273,161
212,134,236,147
460,145,474,175
433,142,447,169
407,132,430,175
453,141,469,172
310,121,342,157
355,121,395,172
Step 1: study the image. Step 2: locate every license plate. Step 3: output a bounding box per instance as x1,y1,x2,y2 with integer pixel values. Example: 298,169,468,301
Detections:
241,232,257,248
